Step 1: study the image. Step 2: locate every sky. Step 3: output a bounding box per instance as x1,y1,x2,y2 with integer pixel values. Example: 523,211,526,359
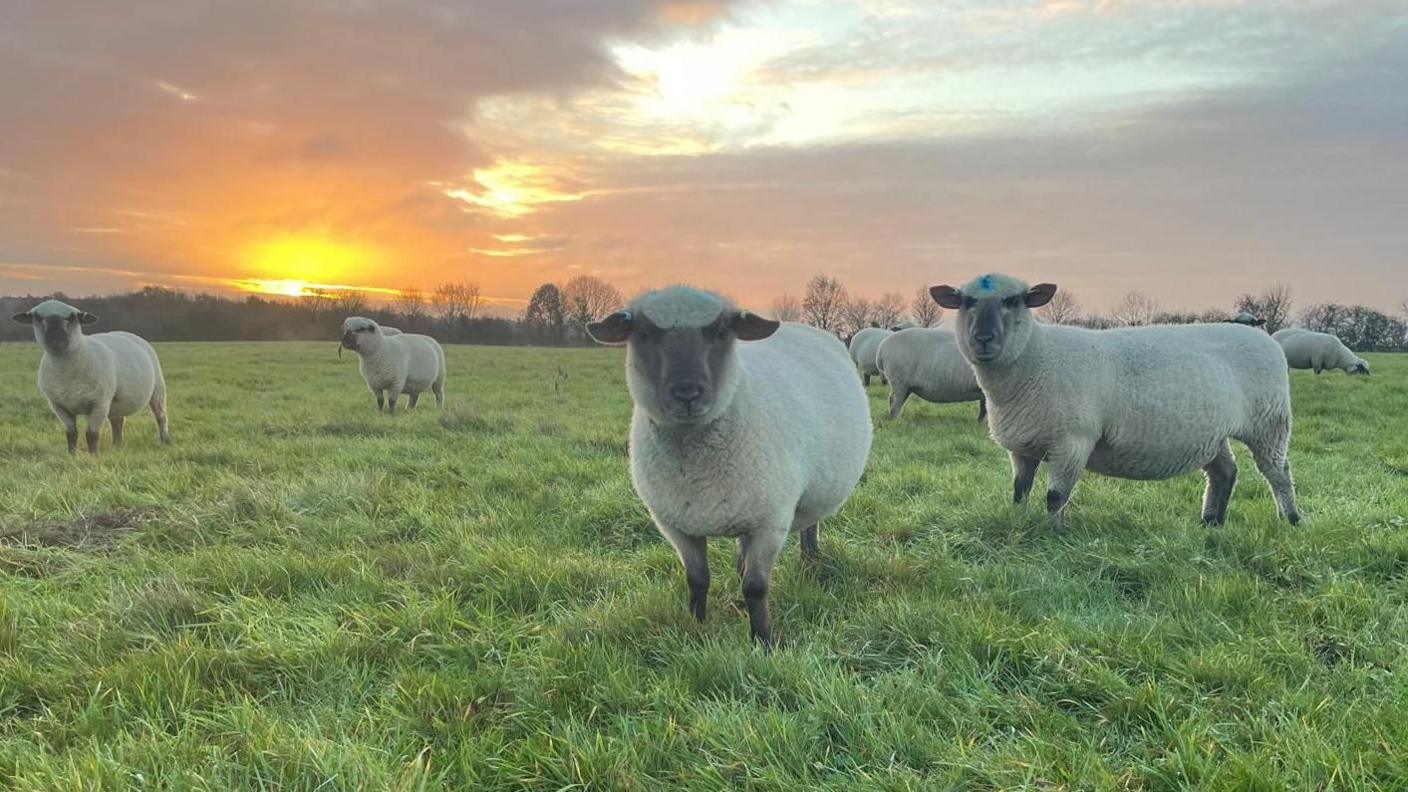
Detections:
1,0,1406,315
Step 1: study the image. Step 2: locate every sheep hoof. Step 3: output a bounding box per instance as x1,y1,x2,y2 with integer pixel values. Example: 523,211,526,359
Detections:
750,629,773,651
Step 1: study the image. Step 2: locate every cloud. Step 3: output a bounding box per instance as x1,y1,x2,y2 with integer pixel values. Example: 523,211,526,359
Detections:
0,0,734,296
497,29,1408,312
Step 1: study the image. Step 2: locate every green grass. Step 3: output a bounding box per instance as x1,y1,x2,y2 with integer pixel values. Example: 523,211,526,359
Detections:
1,341,1406,789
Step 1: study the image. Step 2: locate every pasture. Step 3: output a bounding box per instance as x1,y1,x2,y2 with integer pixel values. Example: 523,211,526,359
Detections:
1,341,1406,789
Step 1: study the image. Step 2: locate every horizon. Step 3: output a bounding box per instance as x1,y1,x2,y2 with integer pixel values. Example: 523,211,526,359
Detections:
2,1,1407,313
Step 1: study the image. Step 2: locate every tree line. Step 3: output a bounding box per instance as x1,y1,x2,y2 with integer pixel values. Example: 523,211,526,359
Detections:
3,277,1405,351
0,274,624,347
1037,283,1407,352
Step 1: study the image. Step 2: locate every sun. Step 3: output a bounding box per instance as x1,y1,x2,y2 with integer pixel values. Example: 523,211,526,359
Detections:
238,278,316,297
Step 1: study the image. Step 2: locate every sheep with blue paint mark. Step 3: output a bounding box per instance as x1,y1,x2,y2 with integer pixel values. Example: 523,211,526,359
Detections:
587,286,872,647
931,273,1300,531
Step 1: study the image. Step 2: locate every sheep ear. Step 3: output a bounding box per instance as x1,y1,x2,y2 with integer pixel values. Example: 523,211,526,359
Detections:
11,311,34,325
731,310,780,341
930,285,962,309
1024,283,1057,308
586,310,634,345
78,312,99,326
1250,318,1266,326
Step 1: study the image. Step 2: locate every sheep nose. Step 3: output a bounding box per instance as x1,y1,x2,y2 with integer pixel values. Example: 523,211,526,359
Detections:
974,332,995,345
670,381,705,403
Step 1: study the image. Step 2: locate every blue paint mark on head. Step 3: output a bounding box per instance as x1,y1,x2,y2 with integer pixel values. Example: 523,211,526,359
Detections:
978,274,994,292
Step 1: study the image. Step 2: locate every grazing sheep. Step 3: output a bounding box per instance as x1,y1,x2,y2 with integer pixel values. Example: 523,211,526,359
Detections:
379,326,403,336
876,327,986,420
339,316,446,412
930,273,1300,531
11,299,171,454
587,286,872,647
1230,311,1265,327
848,326,892,386
1272,328,1369,375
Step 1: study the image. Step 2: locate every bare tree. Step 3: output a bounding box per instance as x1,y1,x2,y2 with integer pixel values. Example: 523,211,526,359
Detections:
1234,284,1293,334
771,294,802,322
432,280,483,323
1111,291,1160,327
299,287,361,318
842,296,876,334
395,288,429,322
1039,289,1081,325
910,285,942,327
337,289,368,317
873,292,905,328
562,275,624,330
802,275,849,334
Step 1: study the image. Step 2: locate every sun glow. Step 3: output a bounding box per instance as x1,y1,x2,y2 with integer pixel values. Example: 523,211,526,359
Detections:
234,235,396,299
229,278,404,299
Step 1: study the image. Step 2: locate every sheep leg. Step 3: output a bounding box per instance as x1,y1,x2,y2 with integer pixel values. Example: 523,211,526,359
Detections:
375,391,385,411
432,379,445,408
659,524,710,622
888,387,909,419
1201,441,1238,525
798,524,820,562
110,415,124,449
977,395,988,422
735,535,750,579
386,387,402,414
1011,452,1040,504
1044,444,1092,534
863,373,872,387
407,392,420,409
53,405,79,454
84,409,107,454
150,390,171,445
1248,439,1300,526
740,531,785,648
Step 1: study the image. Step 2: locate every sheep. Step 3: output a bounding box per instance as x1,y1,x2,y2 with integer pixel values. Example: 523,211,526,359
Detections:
875,327,986,421
587,286,872,647
848,326,892,386
930,273,1300,531
379,326,403,336
1230,311,1265,327
1272,328,1369,375
339,316,446,412
11,299,171,454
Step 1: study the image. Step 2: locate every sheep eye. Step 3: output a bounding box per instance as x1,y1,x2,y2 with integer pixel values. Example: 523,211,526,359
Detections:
1003,296,1022,308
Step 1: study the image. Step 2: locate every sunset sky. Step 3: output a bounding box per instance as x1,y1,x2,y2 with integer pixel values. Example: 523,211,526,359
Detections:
1,0,1405,315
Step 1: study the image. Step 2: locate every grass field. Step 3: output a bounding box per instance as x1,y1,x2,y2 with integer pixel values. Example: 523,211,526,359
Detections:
2,341,1407,789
